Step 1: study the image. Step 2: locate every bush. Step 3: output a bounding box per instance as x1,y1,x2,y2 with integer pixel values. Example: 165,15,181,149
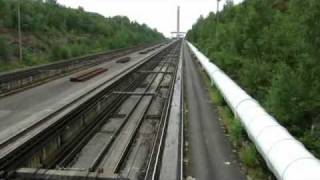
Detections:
24,52,40,66
51,46,70,60
300,132,320,159
0,36,11,62
229,118,244,147
70,44,85,57
239,143,258,168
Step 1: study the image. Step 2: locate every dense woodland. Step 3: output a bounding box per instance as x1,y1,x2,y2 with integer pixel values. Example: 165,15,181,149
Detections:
0,0,164,72
188,0,320,157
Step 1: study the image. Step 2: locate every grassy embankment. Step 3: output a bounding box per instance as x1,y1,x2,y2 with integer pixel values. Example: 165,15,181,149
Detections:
0,0,165,72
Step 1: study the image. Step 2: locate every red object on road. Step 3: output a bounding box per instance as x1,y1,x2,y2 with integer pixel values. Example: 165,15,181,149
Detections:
70,68,107,82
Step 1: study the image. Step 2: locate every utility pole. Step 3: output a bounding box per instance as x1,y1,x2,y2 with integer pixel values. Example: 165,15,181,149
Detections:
177,6,180,39
216,0,220,22
18,0,22,62
216,0,220,43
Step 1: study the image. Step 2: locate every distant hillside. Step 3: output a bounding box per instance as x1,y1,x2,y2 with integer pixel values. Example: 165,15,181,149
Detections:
188,0,320,157
0,0,164,72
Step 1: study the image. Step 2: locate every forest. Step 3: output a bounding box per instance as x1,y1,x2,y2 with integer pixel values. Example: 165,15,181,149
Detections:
0,0,164,72
187,0,320,158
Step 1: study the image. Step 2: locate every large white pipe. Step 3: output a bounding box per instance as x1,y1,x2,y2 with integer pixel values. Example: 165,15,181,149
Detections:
187,41,320,180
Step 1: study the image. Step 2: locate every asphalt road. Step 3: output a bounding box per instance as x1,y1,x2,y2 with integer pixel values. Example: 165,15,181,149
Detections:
183,44,246,180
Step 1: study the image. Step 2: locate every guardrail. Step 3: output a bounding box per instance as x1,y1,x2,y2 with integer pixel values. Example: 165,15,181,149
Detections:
0,42,163,96
187,41,320,180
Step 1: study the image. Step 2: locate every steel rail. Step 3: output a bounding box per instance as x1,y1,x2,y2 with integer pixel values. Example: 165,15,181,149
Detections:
118,60,175,178
143,41,182,180
0,43,171,155
39,42,179,173
85,51,171,172
0,61,147,171
0,42,176,174
112,58,173,174
158,40,184,180
0,44,167,153
54,77,148,168
151,47,181,180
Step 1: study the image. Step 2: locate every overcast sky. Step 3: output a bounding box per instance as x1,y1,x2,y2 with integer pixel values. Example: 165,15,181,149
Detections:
57,0,243,37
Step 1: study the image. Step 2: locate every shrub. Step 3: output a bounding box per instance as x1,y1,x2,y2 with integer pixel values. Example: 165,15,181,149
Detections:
239,143,258,168
51,46,70,60
229,118,244,147
23,52,39,66
0,36,11,62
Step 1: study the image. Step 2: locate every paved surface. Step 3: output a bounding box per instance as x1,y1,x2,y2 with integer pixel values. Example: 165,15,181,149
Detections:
0,45,163,141
183,45,246,180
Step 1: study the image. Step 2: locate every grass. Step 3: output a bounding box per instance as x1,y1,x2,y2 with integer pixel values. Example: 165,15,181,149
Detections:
239,143,258,168
0,62,24,72
0,54,50,73
196,60,273,180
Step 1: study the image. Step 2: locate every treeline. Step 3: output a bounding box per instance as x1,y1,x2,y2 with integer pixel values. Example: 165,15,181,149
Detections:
188,0,320,157
0,0,164,72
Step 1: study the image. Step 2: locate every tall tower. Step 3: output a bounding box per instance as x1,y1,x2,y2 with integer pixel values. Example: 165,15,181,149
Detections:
177,6,180,39
171,6,185,38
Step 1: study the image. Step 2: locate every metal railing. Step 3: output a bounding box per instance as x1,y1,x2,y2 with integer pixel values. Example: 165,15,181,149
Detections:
0,42,162,96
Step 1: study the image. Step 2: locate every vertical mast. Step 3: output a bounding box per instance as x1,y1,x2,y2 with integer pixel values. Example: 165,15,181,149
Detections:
216,0,220,42
177,6,180,39
18,0,22,62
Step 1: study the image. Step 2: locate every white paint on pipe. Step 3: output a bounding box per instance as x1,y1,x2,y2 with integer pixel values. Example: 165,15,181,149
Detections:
187,41,320,180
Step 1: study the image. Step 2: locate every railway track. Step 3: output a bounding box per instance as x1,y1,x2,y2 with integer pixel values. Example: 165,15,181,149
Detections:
0,40,182,180
0,42,165,97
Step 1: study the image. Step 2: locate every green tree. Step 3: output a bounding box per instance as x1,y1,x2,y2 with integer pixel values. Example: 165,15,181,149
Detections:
187,0,320,157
